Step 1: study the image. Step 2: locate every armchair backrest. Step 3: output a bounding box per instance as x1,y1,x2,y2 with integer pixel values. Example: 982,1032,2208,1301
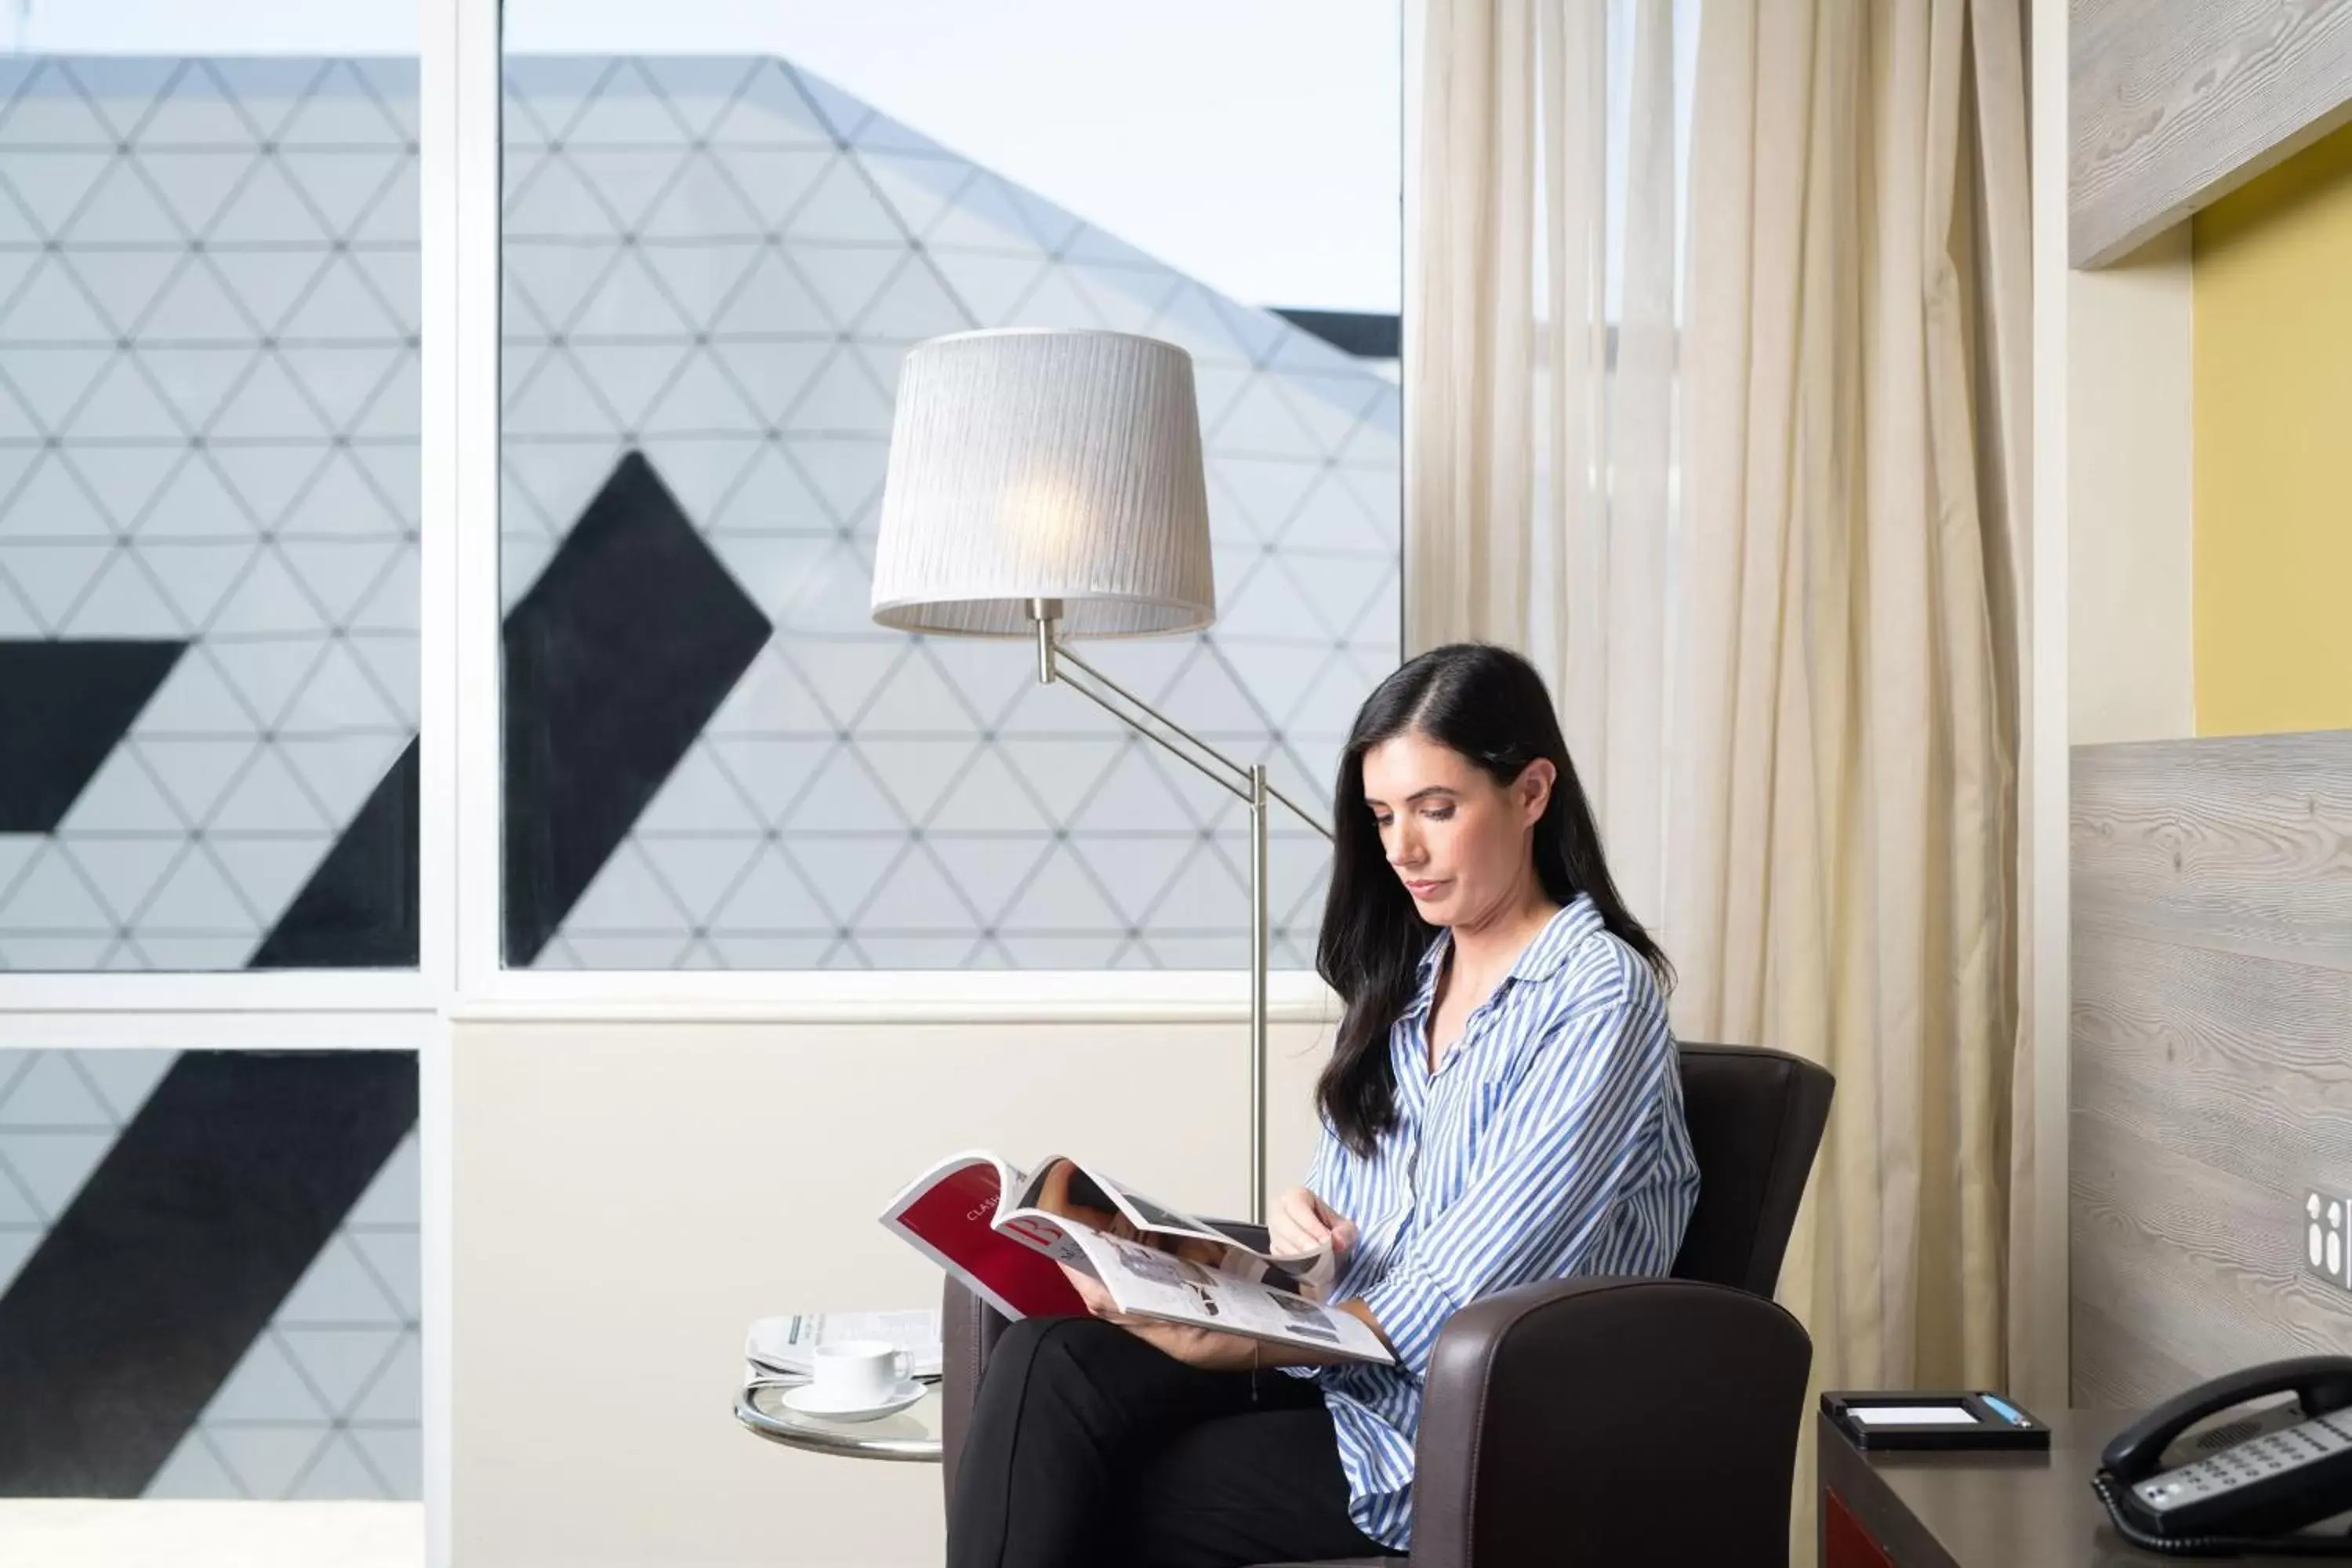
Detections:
1668,1043,1835,1296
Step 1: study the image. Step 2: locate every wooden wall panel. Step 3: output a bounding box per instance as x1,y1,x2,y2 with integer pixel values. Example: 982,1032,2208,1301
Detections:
2071,731,2352,1407
2071,0,2352,267
2071,1296,2201,1410
2073,731,2352,967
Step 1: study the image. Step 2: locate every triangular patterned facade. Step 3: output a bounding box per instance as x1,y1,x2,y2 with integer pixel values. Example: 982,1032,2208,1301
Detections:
0,53,1396,974
501,56,1399,972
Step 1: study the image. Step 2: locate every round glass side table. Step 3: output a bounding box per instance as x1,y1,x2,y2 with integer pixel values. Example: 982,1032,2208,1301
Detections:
733,1379,944,1463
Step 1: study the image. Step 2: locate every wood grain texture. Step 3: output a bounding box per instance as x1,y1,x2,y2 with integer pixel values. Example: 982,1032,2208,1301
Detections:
2073,1112,2352,1377
2072,1295,2202,1410
2072,731,2352,971
2071,0,2352,267
2071,731,2352,1406
2074,935,2352,1190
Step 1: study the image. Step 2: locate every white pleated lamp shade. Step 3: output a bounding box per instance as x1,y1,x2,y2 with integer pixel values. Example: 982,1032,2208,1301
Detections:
869,328,1216,638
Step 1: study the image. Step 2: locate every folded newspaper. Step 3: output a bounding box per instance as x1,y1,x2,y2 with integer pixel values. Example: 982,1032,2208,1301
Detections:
880,1151,1390,1365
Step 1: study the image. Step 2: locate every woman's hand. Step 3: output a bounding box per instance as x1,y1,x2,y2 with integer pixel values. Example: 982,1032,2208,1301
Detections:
1057,1262,1258,1371
1060,1262,1121,1319
1270,1185,1358,1263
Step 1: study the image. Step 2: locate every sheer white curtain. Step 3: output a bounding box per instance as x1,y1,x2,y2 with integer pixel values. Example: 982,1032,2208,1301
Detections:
1410,0,2033,1546
1407,0,1692,922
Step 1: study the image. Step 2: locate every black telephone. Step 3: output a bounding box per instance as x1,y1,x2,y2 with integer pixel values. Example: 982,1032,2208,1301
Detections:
2094,1356,2352,1555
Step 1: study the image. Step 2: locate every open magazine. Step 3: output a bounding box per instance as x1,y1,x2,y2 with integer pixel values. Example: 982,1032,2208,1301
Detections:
881,1151,1391,1366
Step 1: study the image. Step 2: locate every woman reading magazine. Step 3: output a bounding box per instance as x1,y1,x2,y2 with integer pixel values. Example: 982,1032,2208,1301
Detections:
946,643,1703,1567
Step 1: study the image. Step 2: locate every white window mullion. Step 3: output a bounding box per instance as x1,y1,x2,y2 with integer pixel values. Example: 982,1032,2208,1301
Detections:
5,1011,437,1053
450,0,507,1009
453,964,1340,1022
418,2,462,1013
420,2,499,1564
0,972,437,1014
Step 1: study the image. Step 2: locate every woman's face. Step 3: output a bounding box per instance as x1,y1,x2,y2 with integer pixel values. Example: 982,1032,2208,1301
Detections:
1359,731,1554,930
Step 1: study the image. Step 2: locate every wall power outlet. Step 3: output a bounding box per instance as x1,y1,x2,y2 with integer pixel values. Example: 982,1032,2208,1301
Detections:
2306,1191,2352,1289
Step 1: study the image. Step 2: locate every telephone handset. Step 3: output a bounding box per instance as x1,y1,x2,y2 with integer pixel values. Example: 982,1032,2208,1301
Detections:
2094,1356,2352,1555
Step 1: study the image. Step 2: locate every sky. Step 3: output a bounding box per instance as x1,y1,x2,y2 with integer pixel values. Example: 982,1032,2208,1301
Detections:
6,0,1406,315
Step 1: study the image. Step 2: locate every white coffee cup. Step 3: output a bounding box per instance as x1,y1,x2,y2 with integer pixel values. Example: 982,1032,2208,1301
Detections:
811,1339,912,1406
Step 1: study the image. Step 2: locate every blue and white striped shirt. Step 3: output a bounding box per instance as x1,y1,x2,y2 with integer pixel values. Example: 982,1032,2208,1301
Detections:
1284,893,1700,1551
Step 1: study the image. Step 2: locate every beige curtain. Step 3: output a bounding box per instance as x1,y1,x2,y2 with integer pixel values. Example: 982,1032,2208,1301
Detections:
1410,0,2032,1548
1668,0,2032,1543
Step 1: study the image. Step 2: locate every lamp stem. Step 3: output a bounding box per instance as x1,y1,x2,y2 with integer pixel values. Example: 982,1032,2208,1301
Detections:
1029,597,1062,684
1249,763,1269,1225
1025,606,1319,1232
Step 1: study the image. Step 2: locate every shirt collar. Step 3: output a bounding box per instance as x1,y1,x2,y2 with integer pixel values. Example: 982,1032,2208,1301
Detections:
1403,927,1450,1022
1508,895,1603,981
1403,894,1601,1020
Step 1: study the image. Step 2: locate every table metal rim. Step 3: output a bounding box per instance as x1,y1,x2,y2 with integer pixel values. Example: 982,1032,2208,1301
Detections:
733,1385,944,1463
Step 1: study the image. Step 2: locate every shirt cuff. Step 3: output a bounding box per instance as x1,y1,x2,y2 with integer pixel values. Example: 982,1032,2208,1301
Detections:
1359,1254,1459,1377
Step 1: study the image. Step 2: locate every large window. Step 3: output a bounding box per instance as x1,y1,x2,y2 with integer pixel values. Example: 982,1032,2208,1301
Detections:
0,7,426,1512
0,45,423,973
0,1047,420,1499
0,0,1401,1533
496,4,1403,971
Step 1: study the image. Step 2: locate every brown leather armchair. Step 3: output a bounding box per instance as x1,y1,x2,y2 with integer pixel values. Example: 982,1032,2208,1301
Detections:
940,1042,1833,1567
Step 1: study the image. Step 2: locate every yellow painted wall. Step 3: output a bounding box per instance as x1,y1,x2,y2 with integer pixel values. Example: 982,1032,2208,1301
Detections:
2194,124,2352,735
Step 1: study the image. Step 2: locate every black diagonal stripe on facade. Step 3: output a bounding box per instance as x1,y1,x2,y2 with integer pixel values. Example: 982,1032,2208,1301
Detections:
0,640,185,833
0,1051,417,1497
503,450,772,965
1269,309,1402,360
248,737,419,969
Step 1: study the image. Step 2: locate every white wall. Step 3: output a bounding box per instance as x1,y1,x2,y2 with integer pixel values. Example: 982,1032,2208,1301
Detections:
2024,0,2198,1417
451,1010,1338,1568
2020,0,2074,1410
2067,225,2198,746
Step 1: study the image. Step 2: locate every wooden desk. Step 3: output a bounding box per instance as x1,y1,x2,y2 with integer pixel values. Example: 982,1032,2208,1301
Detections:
1819,1408,2334,1567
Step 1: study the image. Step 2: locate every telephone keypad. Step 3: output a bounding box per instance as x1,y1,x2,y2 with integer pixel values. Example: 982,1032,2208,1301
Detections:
2136,1412,2352,1513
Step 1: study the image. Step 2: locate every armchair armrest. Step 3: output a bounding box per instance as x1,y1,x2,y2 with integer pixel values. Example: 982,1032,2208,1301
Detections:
1408,1276,1810,1568
940,1273,1007,1508
939,1218,1270,1508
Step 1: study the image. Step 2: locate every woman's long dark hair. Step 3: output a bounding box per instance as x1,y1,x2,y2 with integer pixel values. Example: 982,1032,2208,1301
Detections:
1313,642,1670,1156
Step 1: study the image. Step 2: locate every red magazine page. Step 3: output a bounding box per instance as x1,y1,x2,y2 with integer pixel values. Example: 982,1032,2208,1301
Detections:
891,1163,1086,1321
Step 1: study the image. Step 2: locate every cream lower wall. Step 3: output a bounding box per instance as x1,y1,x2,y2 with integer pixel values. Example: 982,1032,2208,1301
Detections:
452,1012,1338,1568
2067,221,2196,746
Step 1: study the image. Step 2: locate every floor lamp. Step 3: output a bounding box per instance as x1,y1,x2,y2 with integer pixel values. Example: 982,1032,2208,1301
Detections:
867,327,1334,1225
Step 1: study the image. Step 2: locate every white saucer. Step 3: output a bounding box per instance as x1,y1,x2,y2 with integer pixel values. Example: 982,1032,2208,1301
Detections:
782,1379,926,1422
